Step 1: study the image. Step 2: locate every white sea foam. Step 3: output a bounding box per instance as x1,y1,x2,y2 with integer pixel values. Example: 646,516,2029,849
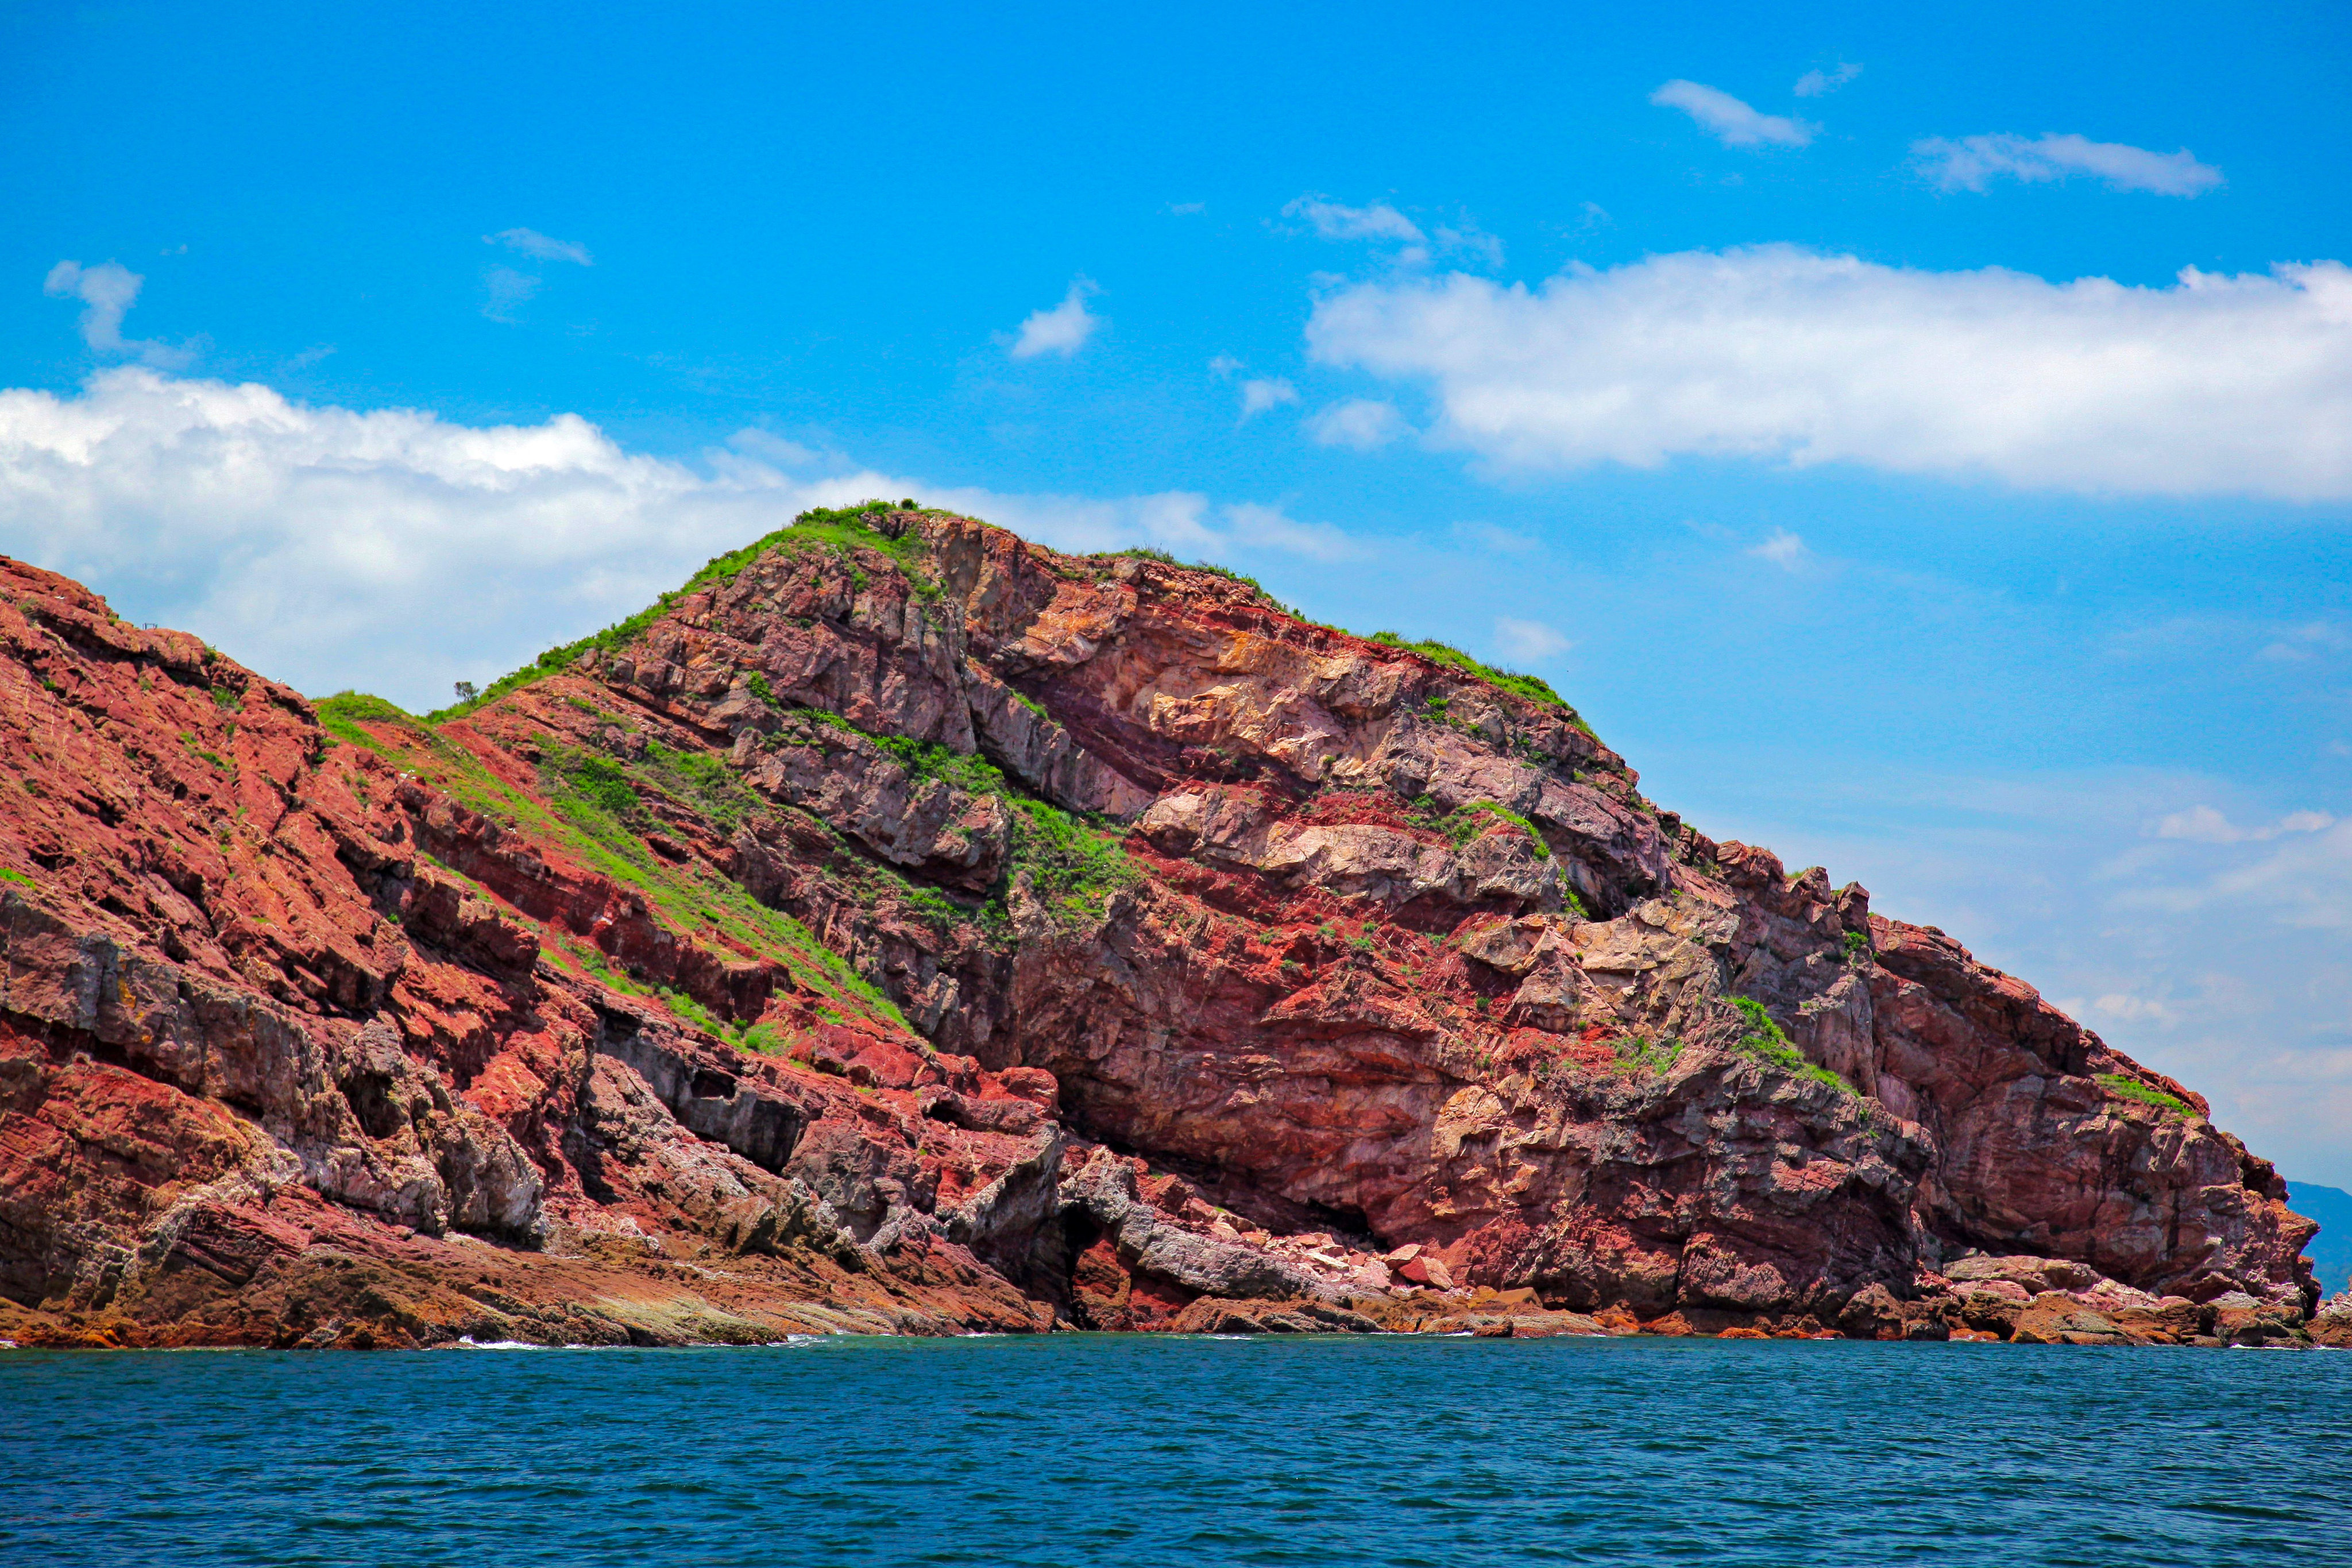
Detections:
448,1337,560,1350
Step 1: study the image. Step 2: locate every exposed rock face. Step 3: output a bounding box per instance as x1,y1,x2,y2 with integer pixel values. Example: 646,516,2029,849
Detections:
0,509,2321,1347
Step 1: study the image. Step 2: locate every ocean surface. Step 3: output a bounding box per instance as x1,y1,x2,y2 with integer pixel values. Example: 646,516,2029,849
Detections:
5,1335,2349,1567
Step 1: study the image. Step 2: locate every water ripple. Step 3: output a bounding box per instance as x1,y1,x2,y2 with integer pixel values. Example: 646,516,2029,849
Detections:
3,1336,2349,1566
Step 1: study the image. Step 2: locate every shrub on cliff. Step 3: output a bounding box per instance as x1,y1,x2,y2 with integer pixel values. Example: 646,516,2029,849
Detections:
2096,1072,2191,1117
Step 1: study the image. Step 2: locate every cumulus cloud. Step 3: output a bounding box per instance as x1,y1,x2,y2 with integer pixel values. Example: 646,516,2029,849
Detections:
1304,245,2352,499
485,227,593,265
1492,616,1570,661
1648,80,1814,148
1793,62,1861,98
1239,377,1297,417
1010,279,1100,359
1306,397,1409,450
43,260,194,368
1913,133,2222,196
0,369,1341,709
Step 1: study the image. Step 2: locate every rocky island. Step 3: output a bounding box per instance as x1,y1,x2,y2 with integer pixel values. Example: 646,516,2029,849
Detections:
0,504,2335,1349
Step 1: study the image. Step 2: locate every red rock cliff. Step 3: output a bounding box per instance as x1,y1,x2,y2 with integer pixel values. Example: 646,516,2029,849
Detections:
0,507,2318,1347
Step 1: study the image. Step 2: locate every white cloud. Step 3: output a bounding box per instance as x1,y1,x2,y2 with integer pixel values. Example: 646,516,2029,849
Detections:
1749,528,1807,568
1648,80,1815,148
1793,62,1862,98
1283,196,1501,268
1239,377,1297,417
0,369,1343,709
44,261,140,349
1009,279,1100,359
1913,133,2222,197
2126,813,2352,934
485,227,593,265
2088,992,2177,1025
2204,817,2352,932
1492,616,1570,661
1305,245,2352,500
2153,805,2335,844
482,266,541,322
1284,195,1425,245
1168,201,1207,216
43,260,194,368
1306,397,1409,450
1213,501,1355,560
1208,354,1245,379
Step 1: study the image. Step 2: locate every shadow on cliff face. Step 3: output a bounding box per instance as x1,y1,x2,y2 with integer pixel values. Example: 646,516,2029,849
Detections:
0,507,2322,1350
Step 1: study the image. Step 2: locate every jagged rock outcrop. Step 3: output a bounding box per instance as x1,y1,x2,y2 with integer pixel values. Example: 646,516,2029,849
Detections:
0,505,2321,1347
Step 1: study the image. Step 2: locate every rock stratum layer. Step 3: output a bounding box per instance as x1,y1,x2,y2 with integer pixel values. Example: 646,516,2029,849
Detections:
0,508,2324,1349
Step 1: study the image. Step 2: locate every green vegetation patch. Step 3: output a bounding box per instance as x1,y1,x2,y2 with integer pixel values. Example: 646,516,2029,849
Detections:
531,741,909,1032
2096,1072,2192,1117
1442,800,1551,858
1013,797,1141,924
0,866,34,889
801,710,1139,931
1609,1034,1683,1076
1731,997,1859,1097
316,692,430,751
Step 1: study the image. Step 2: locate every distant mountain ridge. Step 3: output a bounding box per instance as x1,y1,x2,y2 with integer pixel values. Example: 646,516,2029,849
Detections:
2288,1181,2352,1296
0,503,2325,1349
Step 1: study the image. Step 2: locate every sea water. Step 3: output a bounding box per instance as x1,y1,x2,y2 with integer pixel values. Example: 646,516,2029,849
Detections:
4,1335,2347,1566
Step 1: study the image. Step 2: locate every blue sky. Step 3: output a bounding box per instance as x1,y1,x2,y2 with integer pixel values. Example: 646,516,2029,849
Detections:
4,1,2350,1183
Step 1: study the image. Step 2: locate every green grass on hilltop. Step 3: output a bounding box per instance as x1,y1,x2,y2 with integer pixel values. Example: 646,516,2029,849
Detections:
1371,631,1571,711
423,500,940,725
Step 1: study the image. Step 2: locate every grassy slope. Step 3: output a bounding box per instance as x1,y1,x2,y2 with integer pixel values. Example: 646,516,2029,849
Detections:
316,690,913,1045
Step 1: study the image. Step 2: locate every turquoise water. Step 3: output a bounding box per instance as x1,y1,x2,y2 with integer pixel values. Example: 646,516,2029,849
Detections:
5,1336,2347,1567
